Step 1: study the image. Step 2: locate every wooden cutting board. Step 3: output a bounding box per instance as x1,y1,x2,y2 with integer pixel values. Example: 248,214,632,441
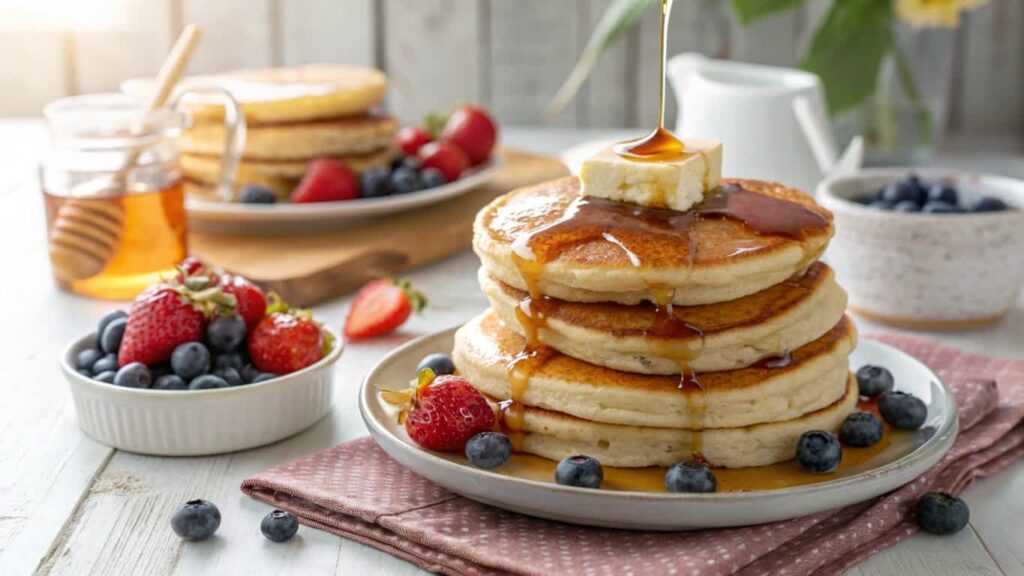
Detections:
190,149,568,306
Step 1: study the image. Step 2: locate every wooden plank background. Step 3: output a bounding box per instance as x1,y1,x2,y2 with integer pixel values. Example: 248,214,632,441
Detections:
0,0,1021,136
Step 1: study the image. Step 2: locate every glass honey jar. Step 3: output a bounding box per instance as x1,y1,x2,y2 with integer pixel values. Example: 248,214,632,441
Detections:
40,90,242,300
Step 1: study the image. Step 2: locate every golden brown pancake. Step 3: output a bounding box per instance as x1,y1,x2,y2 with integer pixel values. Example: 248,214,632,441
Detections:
473,176,834,305
481,262,848,373
453,310,857,429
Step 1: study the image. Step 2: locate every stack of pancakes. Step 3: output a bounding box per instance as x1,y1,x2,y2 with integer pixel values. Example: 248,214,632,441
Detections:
124,65,397,201
453,176,857,469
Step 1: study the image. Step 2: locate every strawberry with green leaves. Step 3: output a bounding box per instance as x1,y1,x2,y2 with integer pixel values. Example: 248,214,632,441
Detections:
381,369,495,451
119,273,236,367
249,294,331,375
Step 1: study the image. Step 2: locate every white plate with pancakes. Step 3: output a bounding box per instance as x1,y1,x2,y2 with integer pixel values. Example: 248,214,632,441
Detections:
360,327,958,531
185,157,502,235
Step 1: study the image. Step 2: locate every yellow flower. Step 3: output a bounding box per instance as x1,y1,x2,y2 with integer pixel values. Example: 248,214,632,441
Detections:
897,0,988,27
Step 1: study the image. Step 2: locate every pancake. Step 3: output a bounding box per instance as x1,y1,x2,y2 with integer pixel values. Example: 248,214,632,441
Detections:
179,114,398,160
474,176,834,306
509,373,859,468
481,261,848,374
122,65,387,123
453,310,857,429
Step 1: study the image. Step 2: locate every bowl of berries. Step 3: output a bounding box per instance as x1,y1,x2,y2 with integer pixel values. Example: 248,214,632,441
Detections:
186,105,502,235
818,168,1024,330
60,259,342,456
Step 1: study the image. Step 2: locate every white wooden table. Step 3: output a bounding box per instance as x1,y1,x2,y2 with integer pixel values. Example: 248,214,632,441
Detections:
2,121,1022,575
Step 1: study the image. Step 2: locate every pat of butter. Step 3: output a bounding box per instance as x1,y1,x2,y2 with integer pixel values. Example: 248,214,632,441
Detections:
579,140,723,211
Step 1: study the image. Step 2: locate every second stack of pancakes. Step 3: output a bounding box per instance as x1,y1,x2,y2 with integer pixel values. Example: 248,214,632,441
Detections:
454,176,857,469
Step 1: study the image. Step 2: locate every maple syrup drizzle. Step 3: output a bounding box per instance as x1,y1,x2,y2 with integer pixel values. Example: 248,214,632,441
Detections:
494,399,903,492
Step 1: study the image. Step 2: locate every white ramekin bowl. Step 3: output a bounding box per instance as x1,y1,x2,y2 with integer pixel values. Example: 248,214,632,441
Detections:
60,332,343,456
818,167,1024,330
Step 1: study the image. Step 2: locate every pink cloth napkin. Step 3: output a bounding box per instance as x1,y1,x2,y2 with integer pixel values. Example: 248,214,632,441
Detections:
241,334,1024,575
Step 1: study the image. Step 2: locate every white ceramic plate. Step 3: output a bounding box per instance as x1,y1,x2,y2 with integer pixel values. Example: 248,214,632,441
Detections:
187,157,503,235
360,327,958,530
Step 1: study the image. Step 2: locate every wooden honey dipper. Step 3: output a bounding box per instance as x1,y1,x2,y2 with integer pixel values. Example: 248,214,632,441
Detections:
49,25,202,282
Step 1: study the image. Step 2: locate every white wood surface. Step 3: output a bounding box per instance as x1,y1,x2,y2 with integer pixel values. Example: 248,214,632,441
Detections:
2,121,1023,575
0,0,1021,137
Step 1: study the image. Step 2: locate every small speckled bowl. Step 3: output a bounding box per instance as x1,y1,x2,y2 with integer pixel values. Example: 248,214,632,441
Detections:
818,168,1024,330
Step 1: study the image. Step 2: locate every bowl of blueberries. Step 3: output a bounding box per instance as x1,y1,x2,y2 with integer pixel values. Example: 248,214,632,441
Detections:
818,167,1024,330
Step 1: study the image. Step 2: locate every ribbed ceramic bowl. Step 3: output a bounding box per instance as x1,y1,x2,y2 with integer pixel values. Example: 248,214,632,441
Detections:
60,332,342,456
818,168,1024,330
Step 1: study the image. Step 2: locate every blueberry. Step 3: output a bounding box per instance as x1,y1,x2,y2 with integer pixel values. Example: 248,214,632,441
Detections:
893,200,920,213
252,373,279,383
189,375,228,390
76,348,104,372
915,492,969,535
922,201,958,214
213,352,245,372
261,509,299,542
555,455,603,488
416,353,456,376
239,184,277,204
796,430,842,473
97,310,128,340
153,374,188,390
879,391,927,430
972,196,1009,212
927,184,958,205
241,364,261,383
664,461,717,493
206,315,246,353
360,168,391,198
171,499,221,542
839,412,884,447
76,368,91,377
212,367,242,387
465,431,512,469
868,199,894,211
113,362,151,388
391,155,419,172
171,342,211,380
100,317,128,354
420,168,447,189
390,167,422,195
93,371,116,384
856,365,894,398
92,353,118,375
880,181,918,204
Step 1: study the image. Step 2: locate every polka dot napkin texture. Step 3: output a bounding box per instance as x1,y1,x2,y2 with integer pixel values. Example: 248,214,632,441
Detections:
241,334,1024,576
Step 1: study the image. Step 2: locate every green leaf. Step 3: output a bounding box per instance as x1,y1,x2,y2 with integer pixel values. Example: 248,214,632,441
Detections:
729,0,805,25
544,0,659,122
799,0,894,113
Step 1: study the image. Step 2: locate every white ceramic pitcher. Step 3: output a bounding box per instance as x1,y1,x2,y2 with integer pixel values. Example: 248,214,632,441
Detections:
668,52,862,194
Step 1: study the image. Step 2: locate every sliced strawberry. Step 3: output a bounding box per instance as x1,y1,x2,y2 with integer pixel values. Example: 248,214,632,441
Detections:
382,373,495,451
118,278,235,367
291,158,359,203
248,311,325,375
218,273,267,331
344,279,427,340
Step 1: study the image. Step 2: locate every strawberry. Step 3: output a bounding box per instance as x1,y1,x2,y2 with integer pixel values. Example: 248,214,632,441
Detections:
417,141,469,183
395,126,433,156
248,295,328,374
291,158,359,203
343,279,426,340
218,273,267,331
175,256,211,283
118,276,236,367
382,371,495,451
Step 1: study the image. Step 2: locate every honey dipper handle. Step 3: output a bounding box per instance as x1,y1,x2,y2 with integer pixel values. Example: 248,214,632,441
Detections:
146,25,203,110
